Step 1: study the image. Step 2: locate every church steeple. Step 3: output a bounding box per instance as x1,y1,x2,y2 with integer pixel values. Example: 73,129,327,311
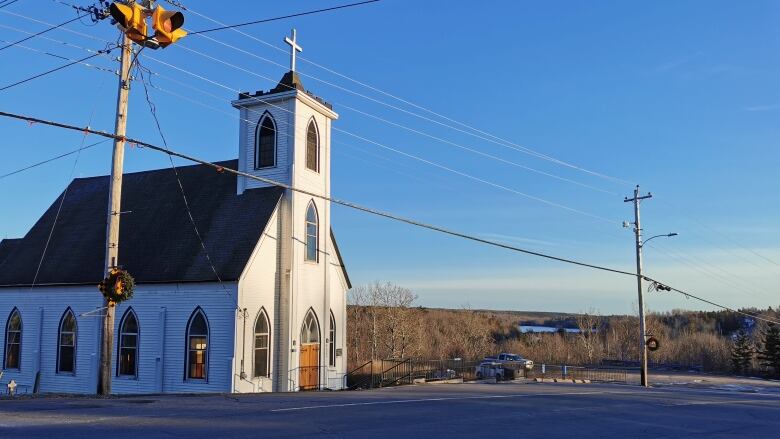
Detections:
231,30,338,195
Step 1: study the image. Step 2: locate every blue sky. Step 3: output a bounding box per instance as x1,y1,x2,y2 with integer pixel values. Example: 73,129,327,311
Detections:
1,1,778,314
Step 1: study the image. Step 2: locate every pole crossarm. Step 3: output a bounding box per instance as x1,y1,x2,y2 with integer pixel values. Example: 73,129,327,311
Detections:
1,109,779,327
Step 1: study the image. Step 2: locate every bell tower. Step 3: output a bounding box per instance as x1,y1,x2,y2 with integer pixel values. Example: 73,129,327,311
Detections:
231,30,337,196
231,29,339,391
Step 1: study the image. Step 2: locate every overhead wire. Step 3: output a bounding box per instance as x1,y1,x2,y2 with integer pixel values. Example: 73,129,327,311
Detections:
8,25,772,299
135,57,238,310
172,4,780,281
0,138,110,180
1,9,625,224
20,5,774,292
6,9,772,316
0,12,85,52
1,109,778,325
0,0,21,9
142,50,621,225
185,0,381,35
180,32,623,197
177,2,635,187
0,44,116,91
28,75,108,290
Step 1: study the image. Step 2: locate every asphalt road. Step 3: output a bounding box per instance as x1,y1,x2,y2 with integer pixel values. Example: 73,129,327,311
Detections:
1,381,779,438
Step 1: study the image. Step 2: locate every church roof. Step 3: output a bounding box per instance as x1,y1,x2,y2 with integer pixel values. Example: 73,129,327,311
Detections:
0,160,284,287
237,70,333,110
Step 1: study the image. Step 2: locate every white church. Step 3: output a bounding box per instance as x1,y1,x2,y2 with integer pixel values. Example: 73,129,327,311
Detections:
0,32,350,394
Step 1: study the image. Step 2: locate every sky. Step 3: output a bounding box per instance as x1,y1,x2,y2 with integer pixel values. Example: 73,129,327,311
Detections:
0,1,778,315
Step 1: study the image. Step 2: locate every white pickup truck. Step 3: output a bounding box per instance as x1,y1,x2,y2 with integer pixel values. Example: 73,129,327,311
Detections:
475,353,534,381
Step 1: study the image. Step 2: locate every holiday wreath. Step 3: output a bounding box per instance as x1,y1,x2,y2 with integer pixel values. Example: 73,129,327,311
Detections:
98,268,135,304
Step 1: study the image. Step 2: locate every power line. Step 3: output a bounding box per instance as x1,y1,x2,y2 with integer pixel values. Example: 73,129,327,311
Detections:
4,13,774,304
143,50,620,225
0,138,110,180
181,4,635,187
0,0,21,9
0,45,115,92
0,13,86,52
174,5,780,277
16,31,770,289
135,59,237,309
1,109,777,325
29,76,107,290
184,0,382,35
0,10,617,227
17,8,777,297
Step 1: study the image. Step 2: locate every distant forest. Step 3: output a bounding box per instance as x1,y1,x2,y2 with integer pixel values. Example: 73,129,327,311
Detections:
347,282,779,376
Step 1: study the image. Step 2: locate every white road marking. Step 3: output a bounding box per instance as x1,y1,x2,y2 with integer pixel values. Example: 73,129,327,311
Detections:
270,390,614,412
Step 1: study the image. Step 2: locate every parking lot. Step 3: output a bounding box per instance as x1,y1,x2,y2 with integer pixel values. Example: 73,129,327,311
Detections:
1,380,779,438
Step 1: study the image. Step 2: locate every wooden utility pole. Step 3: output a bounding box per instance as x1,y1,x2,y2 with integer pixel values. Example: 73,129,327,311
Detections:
624,185,652,388
98,34,133,396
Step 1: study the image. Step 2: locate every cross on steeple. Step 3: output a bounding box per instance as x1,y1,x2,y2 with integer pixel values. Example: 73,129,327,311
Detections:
284,28,303,72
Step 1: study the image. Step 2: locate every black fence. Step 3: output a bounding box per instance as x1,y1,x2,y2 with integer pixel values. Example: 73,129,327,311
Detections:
524,364,637,384
347,359,639,389
346,359,483,389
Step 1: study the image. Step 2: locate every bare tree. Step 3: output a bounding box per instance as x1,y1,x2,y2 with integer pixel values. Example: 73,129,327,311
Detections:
575,309,603,365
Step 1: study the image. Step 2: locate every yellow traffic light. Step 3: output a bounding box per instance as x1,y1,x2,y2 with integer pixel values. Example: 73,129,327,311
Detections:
151,5,187,48
109,2,148,44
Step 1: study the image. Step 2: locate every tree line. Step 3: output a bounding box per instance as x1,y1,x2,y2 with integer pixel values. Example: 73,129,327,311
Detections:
347,282,780,378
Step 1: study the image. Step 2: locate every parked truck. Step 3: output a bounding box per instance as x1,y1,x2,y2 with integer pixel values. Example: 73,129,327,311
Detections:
475,353,534,381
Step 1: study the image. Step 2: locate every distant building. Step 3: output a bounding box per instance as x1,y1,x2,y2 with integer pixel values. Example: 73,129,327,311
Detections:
0,44,350,394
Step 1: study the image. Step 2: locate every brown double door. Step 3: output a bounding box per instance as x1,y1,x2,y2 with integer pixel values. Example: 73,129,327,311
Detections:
299,343,320,390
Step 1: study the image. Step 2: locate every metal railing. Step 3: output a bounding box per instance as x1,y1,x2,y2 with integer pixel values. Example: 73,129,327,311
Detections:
524,364,637,384
287,365,347,391
346,359,483,389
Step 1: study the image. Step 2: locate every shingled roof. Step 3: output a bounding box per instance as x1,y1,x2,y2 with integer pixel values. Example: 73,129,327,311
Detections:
0,160,284,287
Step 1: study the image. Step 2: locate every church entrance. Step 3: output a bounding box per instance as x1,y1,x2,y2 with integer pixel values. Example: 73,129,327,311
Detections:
299,309,320,390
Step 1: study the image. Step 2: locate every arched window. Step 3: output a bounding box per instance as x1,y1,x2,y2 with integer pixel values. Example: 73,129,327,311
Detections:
186,309,209,380
255,112,276,169
306,118,319,172
328,311,336,367
253,309,270,378
300,309,320,344
57,308,76,374
117,308,139,378
4,308,21,370
305,201,319,262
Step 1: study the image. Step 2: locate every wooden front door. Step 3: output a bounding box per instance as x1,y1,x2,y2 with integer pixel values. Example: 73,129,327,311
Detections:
299,344,320,390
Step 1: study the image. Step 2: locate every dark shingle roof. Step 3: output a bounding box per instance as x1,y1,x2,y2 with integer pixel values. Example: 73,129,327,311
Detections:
0,160,283,286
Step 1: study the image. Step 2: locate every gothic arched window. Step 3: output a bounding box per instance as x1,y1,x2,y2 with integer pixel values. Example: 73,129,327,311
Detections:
328,311,336,367
186,308,209,380
4,308,21,370
300,309,320,344
255,112,276,169
117,308,139,378
253,309,270,378
305,201,319,262
57,308,77,374
306,118,319,172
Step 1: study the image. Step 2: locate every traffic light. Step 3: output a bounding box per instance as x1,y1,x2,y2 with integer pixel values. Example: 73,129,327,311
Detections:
109,2,148,44
151,5,187,48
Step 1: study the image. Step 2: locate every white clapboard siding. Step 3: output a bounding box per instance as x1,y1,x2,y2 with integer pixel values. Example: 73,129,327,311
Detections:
233,206,279,393
0,283,237,395
239,100,295,192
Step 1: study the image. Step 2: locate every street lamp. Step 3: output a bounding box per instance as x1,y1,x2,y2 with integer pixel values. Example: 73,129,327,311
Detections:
640,233,678,248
